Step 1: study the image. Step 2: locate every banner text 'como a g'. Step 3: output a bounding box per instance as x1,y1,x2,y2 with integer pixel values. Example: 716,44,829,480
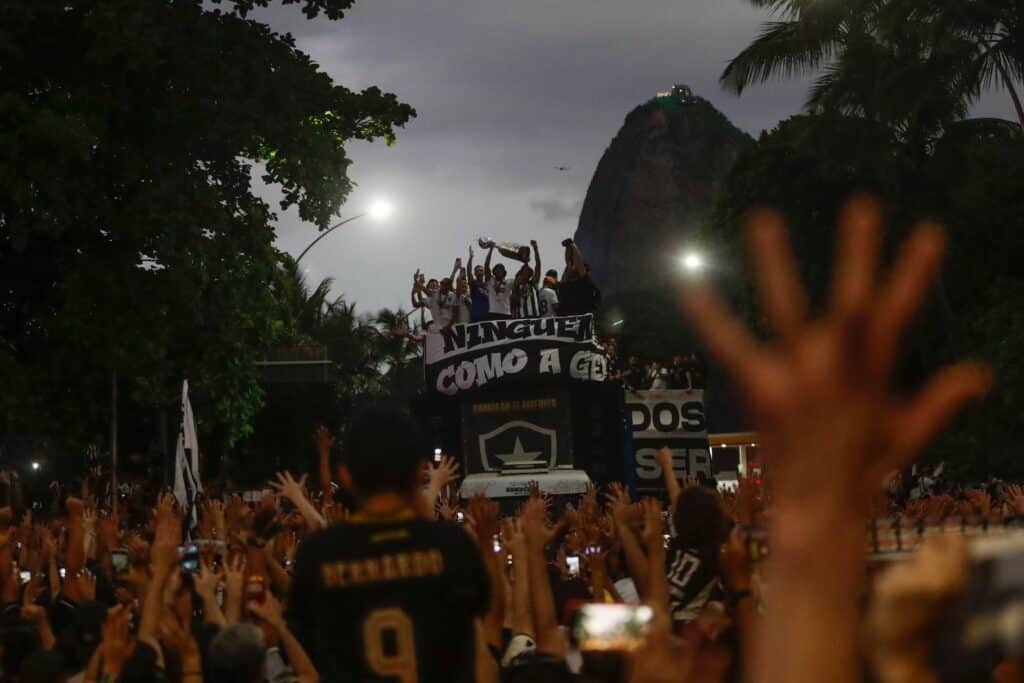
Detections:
425,315,607,395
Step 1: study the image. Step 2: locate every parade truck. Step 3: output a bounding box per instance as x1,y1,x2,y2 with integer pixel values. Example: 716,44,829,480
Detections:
411,314,714,509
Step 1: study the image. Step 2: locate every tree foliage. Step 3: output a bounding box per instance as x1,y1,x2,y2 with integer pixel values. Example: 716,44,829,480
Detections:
722,0,1024,139
0,1,415,449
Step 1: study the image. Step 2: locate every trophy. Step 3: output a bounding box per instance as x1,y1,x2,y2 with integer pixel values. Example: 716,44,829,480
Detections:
478,237,531,263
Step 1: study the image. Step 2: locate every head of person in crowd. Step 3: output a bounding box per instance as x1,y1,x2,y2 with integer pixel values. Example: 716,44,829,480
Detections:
493,263,507,283
456,275,468,296
673,354,685,367
673,486,729,562
340,403,426,505
473,264,485,281
207,623,266,683
425,278,440,296
544,269,559,288
439,277,453,295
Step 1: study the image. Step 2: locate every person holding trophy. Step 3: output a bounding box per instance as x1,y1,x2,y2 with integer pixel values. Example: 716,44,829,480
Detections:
512,240,543,318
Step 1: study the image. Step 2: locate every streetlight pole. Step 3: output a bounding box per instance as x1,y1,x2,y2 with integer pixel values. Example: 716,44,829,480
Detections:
294,213,366,266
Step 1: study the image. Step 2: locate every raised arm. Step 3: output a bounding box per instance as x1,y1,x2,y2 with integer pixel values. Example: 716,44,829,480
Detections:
314,426,334,496
530,240,541,288
467,246,476,282
569,241,586,278
410,271,424,309
655,447,682,508
484,246,494,281
449,257,461,283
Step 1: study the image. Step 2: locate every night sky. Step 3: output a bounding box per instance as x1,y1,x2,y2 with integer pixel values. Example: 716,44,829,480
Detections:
256,0,1014,316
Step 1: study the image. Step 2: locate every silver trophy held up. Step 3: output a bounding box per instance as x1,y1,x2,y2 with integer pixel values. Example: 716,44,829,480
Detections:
478,238,531,263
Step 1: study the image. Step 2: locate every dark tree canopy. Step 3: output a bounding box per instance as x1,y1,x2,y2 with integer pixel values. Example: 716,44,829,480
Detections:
0,0,415,447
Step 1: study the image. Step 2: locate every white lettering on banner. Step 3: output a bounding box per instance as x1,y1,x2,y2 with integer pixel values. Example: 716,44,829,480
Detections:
635,447,711,480
539,348,561,374
427,315,594,362
435,348,532,395
570,350,608,381
627,390,707,439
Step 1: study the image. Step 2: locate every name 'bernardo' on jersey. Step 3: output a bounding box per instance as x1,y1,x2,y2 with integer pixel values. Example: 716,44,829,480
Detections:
321,548,445,588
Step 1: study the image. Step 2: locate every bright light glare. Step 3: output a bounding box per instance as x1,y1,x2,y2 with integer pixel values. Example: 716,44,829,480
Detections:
30,461,39,471
682,252,704,271
367,199,395,221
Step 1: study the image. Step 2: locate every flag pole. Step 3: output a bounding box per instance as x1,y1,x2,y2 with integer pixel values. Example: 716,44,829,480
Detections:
111,371,118,515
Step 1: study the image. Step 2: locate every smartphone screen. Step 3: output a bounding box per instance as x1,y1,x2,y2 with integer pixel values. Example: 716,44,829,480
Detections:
574,604,654,652
58,567,66,579
492,534,502,554
179,544,200,573
111,548,130,575
566,555,580,577
18,571,30,584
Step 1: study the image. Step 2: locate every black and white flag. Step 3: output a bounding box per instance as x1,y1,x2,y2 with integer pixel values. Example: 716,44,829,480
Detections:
173,380,202,531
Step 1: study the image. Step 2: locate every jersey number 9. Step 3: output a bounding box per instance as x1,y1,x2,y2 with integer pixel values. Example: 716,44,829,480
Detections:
364,607,418,683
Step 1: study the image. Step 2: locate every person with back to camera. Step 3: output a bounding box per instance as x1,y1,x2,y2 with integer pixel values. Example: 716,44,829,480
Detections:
287,404,490,683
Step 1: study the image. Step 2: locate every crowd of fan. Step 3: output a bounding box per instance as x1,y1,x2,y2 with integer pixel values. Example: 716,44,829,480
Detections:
0,428,1021,683
399,238,600,338
0,199,1009,683
604,348,707,392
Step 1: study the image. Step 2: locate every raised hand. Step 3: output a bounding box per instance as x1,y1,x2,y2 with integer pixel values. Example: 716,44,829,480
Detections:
865,536,969,682
271,471,309,505
720,526,753,592
194,560,220,601
247,591,287,632
465,494,499,544
681,198,992,683
100,606,134,678
734,477,760,526
428,456,460,492
73,568,97,602
1006,484,1024,516
639,498,664,551
313,425,335,452
520,497,558,550
682,199,991,511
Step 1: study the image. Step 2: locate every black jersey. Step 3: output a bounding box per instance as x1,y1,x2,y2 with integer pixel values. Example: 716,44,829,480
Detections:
287,511,490,683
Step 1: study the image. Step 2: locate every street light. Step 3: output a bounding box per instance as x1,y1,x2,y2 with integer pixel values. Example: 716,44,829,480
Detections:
681,252,704,272
294,198,395,265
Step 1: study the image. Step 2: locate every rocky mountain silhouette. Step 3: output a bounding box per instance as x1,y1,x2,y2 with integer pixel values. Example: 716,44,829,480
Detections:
573,85,754,299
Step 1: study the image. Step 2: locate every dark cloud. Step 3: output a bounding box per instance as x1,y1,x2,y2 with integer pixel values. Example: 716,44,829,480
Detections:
252,0,1016,314
529,198,583,222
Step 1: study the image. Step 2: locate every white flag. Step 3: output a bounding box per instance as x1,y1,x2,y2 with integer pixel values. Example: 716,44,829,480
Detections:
173,380,203,530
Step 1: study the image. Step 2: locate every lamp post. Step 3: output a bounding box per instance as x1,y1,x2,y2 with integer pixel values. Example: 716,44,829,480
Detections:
294,199,395,266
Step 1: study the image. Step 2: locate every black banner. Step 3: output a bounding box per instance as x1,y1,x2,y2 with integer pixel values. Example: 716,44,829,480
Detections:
425,315,607,395
459,388,574,474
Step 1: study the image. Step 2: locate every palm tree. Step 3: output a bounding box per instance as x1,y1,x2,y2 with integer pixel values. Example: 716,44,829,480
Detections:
722,0,1024,134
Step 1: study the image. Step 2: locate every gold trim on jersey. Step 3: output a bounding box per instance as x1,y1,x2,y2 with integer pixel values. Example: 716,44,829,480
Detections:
348,508,417,524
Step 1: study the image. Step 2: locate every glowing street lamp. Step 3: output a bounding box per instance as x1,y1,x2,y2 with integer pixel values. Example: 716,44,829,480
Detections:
295,198,396,265
681,252,704,272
